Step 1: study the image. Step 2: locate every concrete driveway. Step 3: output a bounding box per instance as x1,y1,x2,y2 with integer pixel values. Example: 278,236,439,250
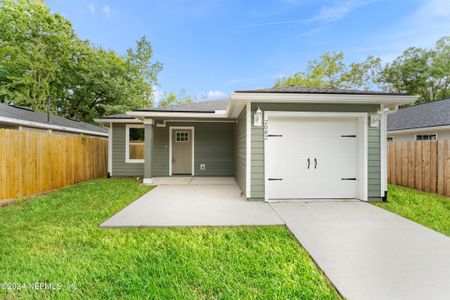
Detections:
271,201,450,300
101,177,283,227
102,179,450,299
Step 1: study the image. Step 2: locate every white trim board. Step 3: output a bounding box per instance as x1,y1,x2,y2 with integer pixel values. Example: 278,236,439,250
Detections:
245,103,251,198
263,111,368,202
125,124,145,164
231,93,417,105
169,126,195,176
380,111,387,196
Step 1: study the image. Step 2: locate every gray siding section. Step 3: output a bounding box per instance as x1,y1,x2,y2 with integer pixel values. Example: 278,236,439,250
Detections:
250,103,381,199
111,123,144,177
234,108,247,195
368,126,381,198
152,122,234,176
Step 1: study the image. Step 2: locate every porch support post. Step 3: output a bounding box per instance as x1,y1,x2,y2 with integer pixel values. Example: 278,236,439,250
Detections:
143,119,154,184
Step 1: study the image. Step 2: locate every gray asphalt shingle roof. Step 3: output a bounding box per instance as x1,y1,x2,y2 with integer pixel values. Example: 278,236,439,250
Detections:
0,104,107,134
100,87,411,119
133,99,228,113
387,98,450,131
235,86,408,96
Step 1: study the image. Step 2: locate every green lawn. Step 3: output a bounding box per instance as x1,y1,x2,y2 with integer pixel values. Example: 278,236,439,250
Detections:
0,178,339,299
375,185,450,236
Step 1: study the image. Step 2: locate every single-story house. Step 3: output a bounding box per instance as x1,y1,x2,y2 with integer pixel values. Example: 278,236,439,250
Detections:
96,87,417,201
0,103,108,137
387,97,450,141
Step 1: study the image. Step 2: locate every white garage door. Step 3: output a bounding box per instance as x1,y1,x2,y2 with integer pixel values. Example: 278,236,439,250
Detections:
266,116,359,199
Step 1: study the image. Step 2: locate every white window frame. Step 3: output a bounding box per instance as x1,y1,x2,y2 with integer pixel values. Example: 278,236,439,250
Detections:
175,131,190,143
415,133,437,141
125,124,145,163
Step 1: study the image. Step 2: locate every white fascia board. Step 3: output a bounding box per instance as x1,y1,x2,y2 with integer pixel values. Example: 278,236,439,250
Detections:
95,118,142,124
0,116,108,137
126,111,228,119
388,125,450,134
230,92,418,106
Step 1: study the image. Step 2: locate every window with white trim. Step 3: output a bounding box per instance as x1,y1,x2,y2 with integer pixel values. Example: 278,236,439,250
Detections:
176,131,189,142
126,125,144,162
416,134,437,141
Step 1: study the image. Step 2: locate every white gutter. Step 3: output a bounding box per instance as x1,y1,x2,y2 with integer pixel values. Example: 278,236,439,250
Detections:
0,116,108,137
95,118,142,124
126,111,228,118
230,92,418,106
388,125,450,134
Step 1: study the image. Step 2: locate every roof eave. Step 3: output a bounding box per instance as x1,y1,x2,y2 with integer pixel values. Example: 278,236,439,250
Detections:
125,111,229,119
0,116,108,137
230,92,418,106
94,117,142,124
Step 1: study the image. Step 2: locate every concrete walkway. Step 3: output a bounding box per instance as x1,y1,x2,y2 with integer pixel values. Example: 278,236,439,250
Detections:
271,201,450,300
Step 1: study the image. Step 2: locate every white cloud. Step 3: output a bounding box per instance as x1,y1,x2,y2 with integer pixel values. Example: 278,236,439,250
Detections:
87,4,96,14
250,0,377,27
310,0,377,23
102,5,112,17
152,86,164,106
196,90,228,100
350,0,450,63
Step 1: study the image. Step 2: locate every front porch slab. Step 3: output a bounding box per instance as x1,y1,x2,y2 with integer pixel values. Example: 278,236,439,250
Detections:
101,180,283,227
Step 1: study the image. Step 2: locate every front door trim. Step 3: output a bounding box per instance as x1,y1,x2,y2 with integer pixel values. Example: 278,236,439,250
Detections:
169,126,195,176
263,111,368,202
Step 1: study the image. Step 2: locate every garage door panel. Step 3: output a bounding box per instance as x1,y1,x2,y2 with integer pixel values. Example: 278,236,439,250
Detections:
268,178,358,199
267,116,360,200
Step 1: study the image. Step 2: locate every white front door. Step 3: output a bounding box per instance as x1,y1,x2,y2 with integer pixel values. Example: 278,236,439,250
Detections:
266,116,359,199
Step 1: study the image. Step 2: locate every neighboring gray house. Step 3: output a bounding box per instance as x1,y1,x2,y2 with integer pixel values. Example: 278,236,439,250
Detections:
0,103,107,137
96,87,416,201
387,98,450,141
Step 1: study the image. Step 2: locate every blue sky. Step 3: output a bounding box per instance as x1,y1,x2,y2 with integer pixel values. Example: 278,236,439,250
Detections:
46,0,450,102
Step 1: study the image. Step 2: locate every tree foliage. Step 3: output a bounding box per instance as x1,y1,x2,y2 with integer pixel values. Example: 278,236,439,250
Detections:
275,52,381,90
0,0,162,122
158,90,193,107
275,37,450,104
378,37,450,103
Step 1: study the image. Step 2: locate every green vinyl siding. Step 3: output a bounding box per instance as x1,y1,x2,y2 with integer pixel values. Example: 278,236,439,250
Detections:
151,122,235,177
234,108,247,195
111,123,144,177
250,103,381,200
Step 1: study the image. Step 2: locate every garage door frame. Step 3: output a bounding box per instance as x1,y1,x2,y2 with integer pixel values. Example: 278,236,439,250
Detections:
263,111,368,202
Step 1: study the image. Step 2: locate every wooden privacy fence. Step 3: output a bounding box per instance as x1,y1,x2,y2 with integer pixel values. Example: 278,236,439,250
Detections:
0,129,108,201
388,140,450,196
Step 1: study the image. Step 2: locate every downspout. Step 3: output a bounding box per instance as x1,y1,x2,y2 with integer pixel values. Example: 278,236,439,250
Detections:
381,105,399,202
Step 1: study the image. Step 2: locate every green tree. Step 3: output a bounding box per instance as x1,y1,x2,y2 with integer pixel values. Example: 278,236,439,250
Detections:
158,90,193,107
275,52,381,90
378,36,450,103
0,0,162,122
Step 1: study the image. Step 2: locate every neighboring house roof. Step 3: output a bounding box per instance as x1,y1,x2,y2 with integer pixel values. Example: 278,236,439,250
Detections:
0,104,108,136
235,86,408,96
387,98,450,131
133,99,228,113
